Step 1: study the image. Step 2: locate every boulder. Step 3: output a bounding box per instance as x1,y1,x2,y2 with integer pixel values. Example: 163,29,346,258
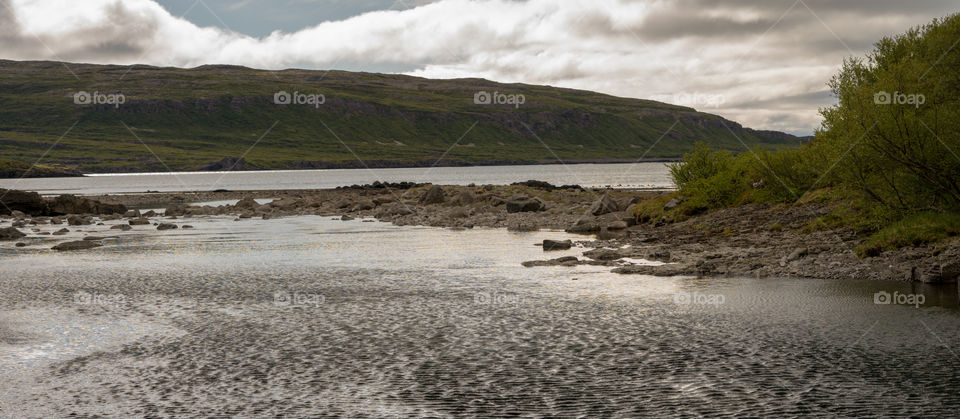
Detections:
341,215,355,221
47,195,126,215
589,193,621,216
235,197,260,210
542,239,573,251
11,210,26,219
419,185,446,205
566,218,600,234
353,200,376,211
505,196,545,213
0,189,48,215
456,190,476,205
507,219,539,232
522,256,580,267
124,210,141,218
129,218,151,226
110,224,133,231
912,262,960,283
663,197,683,211
52,228,69,235
163,205,187,217
157,223,178,231
67,215,93,226
52,240,102,251
583,248,623,261
142,210,157,217
0,227,25,241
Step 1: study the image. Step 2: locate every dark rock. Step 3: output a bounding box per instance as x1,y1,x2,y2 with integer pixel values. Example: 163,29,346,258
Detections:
47,195,126,215
52,228,69,235
341,215,355,221
419,185,446,205
590,193,621,216
110,224,133,231
506,196,545,213
235,197,260,210
52,240,102,251
0,189,48,215
543,239,573,251
456,190,476,205
142,210,157,217
67,215,93,226
182,225,194,229
522,256,580,267
129,218,151,226
157,223,178,230
664,197,683,211
0,227,26,241
15,242,26,247
584,248,623,261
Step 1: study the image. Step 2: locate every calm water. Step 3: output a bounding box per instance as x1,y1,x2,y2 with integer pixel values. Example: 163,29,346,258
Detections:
0,163,672,195
1,216,959,416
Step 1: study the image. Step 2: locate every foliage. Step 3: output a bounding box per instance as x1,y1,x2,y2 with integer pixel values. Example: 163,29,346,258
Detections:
856,212,960,257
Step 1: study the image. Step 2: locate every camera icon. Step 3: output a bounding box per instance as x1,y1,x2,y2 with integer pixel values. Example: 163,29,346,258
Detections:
73,291,92,305
474,291,490,304
873,291,891,305
273,91,292,105
74,91,91,105
873,91,891,105
273,291,291,306
474,91,492,105
673,292,692,305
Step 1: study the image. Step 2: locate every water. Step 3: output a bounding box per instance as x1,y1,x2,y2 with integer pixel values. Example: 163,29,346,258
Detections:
0,163,672,195
1,216,958,416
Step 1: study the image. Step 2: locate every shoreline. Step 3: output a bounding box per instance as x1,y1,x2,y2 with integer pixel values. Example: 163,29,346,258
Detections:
5,182,957,283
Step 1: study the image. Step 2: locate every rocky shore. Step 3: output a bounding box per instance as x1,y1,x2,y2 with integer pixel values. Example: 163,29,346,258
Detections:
3,182,958,283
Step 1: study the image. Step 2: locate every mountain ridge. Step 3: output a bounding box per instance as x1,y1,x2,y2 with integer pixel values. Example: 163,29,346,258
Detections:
0,59,803,174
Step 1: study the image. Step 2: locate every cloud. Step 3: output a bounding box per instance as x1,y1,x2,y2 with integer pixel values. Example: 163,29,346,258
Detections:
0,0,956,135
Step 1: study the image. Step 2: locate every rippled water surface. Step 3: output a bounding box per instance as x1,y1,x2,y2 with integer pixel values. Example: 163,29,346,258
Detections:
0,162,672,195
1,216,959,417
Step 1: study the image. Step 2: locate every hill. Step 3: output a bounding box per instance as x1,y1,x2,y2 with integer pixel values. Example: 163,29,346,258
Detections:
0,60,803,173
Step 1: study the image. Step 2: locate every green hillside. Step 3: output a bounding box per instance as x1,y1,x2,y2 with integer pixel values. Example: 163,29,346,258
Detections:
0,60,802,173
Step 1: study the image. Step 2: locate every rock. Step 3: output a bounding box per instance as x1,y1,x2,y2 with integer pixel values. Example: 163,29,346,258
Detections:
456,190,476,205
341,215,355,221
542,239,573,251
238,213,253,219
583,248,623,261
52,240,102,251
235,197,260,210
419,185,446,205
506,196,545,213
663,197,683,211
354,200,376,211
142,210,157,217
0,227,26,241
11,210,26,218
52,228,69,235
50,216,63,224
522,256,580,267
11,220,25,228
912,262,960,283
182,225,194,229
157,223,178,230
787,248,808,262
15,242,26,247
67,215,93,226
110,224,133,231
0,189,48,215
124,210,141,218
47,194,125,215
448,208,469,219
129,218,151,226
590,193,621,216
597,227,626,241
566,218,600,234
606,220,629,230
83,236,108,241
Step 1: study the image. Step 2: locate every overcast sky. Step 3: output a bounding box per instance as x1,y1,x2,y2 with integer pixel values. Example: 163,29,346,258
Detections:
1,0,957,135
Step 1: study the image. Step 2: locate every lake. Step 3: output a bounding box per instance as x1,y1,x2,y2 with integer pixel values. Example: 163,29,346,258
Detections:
1,215,958,416
0,163,673,195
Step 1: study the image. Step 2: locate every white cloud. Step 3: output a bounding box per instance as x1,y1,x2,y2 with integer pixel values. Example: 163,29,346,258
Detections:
1,0,956,134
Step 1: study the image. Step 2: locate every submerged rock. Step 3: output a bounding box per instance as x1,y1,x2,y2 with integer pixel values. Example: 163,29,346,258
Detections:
542,239,573,251
0,227,26,241
157,223,178,230
52,240,102,251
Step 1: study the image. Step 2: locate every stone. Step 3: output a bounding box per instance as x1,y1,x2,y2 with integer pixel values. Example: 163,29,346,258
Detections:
583,248,623,261
341,215,355,221
129,218,151,226
67,215,92,226
110,224,133,231
664,197,683,211
182,225,194,229
52,228,69,235
15,242,26,247
354,200,376,211
912,262,960,284
0,189,48,215
52,240,102,251
157,223,178,230
47,194,125,215
0,227,26,241
142,210,157,217
124,210,141,218
11,210,26,218
419,185,446,205
505,196,545,213
507,219,538,232
235,197,260,209
589,193,621,216
448,208,469,219
522,256,580,267
542,239,573,251
566,218,600,234
457,190,476,205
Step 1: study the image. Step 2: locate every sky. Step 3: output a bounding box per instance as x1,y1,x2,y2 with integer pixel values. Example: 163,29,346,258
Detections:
1,0,957,135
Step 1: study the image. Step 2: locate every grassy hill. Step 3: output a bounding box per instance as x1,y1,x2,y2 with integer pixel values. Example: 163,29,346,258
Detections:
0,60,803,173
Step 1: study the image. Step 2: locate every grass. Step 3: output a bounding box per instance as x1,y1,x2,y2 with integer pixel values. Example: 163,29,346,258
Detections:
856,212,960,257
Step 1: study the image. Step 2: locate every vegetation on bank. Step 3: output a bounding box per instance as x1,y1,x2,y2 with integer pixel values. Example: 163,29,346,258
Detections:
642,14,960,257
0,60,800,173
0,158,82,178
